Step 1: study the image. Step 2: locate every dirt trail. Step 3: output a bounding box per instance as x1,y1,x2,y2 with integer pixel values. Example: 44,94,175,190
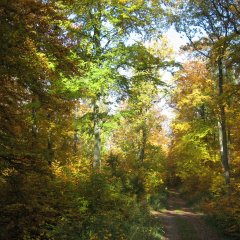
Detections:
151,190,223,240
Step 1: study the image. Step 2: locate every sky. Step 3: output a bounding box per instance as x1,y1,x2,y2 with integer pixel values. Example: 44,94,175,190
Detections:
109,26,188,133
165,26,188,53
159,26,188,134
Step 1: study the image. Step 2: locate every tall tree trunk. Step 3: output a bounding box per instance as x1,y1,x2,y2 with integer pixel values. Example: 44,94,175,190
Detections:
91,3,102,169
228,127,231,163
93,100,101,169
218,58,230,184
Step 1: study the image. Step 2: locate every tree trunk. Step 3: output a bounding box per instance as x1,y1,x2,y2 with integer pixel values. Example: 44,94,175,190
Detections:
73,129,78,154
228,127,231,163
218,58,230,184
139,123,147,163
46,113,54,165
31,98,37,148
93,100,101,169
91,3,102,169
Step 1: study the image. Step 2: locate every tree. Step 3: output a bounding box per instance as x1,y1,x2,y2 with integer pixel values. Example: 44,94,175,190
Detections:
0,0,75,160
0,1,177,239
0,1,79,238
171,0,240,184
169,61,220,196
68,0,165,168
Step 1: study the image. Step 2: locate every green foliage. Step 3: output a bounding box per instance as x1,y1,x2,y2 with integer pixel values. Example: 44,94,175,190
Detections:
0,1,169,239
5,0,240,239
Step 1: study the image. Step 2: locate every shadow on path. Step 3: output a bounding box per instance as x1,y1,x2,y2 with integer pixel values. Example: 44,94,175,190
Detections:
151,190,222,240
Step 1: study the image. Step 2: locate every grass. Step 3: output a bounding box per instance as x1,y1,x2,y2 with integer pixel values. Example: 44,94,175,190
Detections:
204,215,238,240
149,190,168,211
129,214,164,240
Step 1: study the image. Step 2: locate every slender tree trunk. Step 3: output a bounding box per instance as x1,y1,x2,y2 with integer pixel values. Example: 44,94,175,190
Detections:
47,135,53,165
73,129,78,154
31,98,37,148
218,58,230,184
228,127,231,163
73,106,79,154
200,104,205,120
90,3,102,169
139,123,147,163
93,100,101,169
46,113,54,165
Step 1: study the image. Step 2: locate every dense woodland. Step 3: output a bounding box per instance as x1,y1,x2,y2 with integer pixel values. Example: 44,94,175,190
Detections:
0,0,240,239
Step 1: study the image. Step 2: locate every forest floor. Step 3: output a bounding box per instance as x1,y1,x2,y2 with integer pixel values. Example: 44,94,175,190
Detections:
151,189,224,240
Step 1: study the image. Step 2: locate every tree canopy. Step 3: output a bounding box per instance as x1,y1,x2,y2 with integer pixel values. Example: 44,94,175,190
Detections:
1,0,240,239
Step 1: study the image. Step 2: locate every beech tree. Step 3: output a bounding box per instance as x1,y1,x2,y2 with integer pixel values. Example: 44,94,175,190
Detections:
67,0,165,168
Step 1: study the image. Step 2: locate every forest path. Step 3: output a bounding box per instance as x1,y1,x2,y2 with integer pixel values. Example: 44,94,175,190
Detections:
151,190,223,240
